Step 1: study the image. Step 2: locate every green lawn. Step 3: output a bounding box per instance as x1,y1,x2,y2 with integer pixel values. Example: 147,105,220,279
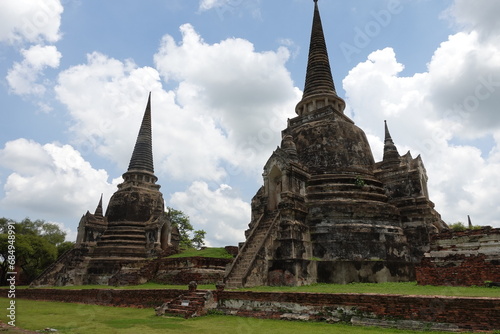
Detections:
166,247,234,259
1,298,462,334
239,281,500,298
17,281,499,298
28,282,216,290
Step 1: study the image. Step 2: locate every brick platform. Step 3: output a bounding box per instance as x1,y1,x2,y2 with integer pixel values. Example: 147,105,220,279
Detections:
16,289,500,331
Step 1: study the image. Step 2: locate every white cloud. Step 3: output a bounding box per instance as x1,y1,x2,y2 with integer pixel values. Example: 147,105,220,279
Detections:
50,23,299,246
0,0,63,44
6,45,62,96
198,0,261,19
170,181,250,246
427,32,500,136
0,139,116,227
342,1,500,228
55,24,299,184
445,0,500,41
198,0,227,11
154,23,299,178
55,51,231,182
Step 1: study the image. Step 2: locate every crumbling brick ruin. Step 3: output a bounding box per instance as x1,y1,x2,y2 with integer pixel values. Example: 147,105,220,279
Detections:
31,94,180,286
33,1,478,290
224,0,447,288
417,227,500,286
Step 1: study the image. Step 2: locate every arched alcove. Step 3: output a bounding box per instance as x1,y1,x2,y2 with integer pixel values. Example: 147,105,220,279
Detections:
160,221,171,250
268,165,283,211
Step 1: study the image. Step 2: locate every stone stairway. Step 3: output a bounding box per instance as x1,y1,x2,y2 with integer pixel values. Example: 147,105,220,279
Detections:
225,211,279,289
91,221,148,259
30,246,92,287
84,220,152,284
155,289,214,318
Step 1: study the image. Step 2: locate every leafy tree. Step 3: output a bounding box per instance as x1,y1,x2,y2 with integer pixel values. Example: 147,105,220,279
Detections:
0,218,66,246
0,218,16,233
57,241,76,258
449,222,467,232
166,208,193,249
15,234,57,281
448,221,484,231
39,222,66,245
0,217,69,285
192,230,207,249
165,208,206,249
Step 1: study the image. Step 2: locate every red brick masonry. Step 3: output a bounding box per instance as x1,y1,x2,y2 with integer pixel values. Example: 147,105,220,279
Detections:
416,228,500,286
15,289,184,308
15,289,500,331
417,254,500,286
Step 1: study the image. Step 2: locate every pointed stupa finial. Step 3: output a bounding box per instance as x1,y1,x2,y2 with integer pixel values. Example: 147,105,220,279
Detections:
383,120,400,162
295,0,345,116
94,194,103,217
127,92,154,174
384,120,392,140
303,0,335,98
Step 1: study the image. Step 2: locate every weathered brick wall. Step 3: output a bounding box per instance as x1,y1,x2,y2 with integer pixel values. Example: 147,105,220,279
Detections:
153,257,232,285
15,289,185,308
16,289,500,331
417,254,500,286
416,227,500,286
217,291,500,331
109,256,232,286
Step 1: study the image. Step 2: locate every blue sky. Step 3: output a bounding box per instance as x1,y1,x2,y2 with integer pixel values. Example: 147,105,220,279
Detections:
1,0,499,246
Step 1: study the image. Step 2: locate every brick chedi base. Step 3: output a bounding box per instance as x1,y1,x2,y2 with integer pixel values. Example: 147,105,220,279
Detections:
31,94,180,287
416,227,500,286
225,0,446,288
17,288,500,332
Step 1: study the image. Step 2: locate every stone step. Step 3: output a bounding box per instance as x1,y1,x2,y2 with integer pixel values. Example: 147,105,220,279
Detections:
224,213,278,288
96,240,146,248
163,308,195,318
107,221,147,227
89,256,145,262
169,301,204,308
91,246,148,257
99,235,146,242
97,239,145,244
103,228,146,234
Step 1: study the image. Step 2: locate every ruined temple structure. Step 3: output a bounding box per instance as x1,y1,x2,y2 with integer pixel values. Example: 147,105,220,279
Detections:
31,94,180,286
416,227,500,286
224,0,447,288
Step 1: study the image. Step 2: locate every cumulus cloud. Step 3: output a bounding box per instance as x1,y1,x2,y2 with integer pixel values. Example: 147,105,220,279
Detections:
56,24,299,183
170,181,250,246
7,45,61,96
55,52,232,182
444,0,500,41
0,139,116,222
154,23,299,178
198,0,228,11
0,0,63,44
427,32,500,136
342,0,500,228
51,24,300,242
198,0,261,19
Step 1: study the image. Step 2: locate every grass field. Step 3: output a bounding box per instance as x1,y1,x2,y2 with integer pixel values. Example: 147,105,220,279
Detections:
28,282,217,290
239,281,500,297
19,281,500,298
166,247,234,259
0,298,464,334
